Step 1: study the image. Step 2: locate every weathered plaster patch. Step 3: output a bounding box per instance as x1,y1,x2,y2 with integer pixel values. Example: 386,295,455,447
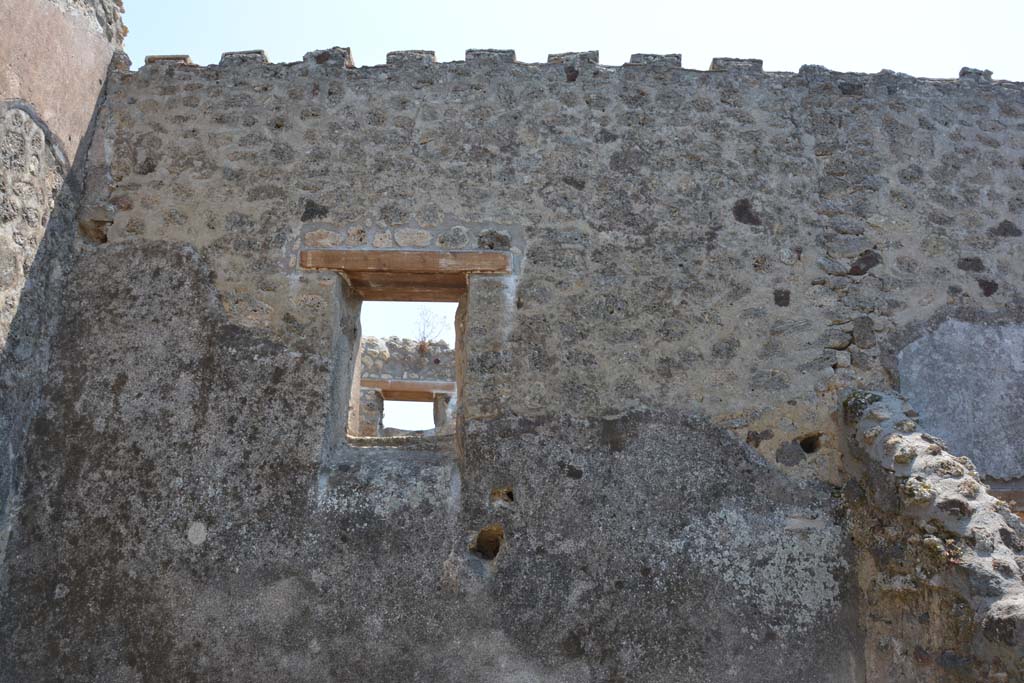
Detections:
186,520,207,545
670,505,846,633
899,320,1024,480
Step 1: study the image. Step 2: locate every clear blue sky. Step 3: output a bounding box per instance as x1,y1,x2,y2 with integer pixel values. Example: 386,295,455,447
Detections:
124,0,1023,80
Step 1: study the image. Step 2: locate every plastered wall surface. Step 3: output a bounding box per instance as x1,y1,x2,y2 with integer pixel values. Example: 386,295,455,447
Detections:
0,0,124,601
0,38,1022,682
898,319,1024,481
0,0,125,152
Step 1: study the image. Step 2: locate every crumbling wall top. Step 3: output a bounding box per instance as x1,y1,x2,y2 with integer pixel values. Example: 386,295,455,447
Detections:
137,45,1018,87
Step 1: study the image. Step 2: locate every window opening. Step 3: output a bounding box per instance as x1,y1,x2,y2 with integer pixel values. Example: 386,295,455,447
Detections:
299,247,512,440
356,301,457,434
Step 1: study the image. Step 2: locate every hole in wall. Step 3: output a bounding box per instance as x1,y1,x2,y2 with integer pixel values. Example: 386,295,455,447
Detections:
78,213,110,244
798,433,822,454
471,524,505,561
490,487,515,508
732,198,762,226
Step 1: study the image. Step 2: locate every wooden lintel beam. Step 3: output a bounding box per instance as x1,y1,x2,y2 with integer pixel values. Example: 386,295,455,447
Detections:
357,287,464,302
380,390,442,402
361,378,457,402
300,249,511,275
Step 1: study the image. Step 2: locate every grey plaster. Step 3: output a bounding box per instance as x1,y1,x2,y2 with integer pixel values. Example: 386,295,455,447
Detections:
0,0,123,601
899,320,1024,480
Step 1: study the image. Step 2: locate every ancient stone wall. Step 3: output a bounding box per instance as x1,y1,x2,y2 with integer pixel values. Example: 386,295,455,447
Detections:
842,391,1024,681
1,42,1023,681
359,335,455,382
75,51,1024,484
0,0,124,597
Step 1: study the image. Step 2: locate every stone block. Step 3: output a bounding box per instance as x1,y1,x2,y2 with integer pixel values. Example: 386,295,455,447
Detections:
144,54,193,65
386,50,436,66
219,50,268,66
959,67,993,82
393,228,431,247
547,51,598,64
709,57,763,73
433,393,452,432
352,388,384,436
303,47,354,67
628,54,681,67
465,49,516,64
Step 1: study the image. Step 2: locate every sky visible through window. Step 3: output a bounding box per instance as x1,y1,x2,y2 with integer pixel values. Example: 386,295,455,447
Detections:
361,301,457,347
362,302,457,430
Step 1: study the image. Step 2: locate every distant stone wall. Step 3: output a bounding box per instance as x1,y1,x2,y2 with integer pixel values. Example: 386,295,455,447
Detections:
359,336,455,382
351,337,455,436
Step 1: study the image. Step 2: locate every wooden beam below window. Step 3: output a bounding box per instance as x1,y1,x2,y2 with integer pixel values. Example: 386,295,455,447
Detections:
361,378,457,402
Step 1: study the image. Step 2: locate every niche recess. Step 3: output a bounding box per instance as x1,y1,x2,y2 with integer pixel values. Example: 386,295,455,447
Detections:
300,248,512,437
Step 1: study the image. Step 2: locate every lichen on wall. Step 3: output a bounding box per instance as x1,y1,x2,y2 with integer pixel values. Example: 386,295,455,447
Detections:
671,505,847,634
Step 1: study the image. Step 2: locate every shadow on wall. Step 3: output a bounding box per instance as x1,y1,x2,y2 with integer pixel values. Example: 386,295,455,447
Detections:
0,96,102,591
